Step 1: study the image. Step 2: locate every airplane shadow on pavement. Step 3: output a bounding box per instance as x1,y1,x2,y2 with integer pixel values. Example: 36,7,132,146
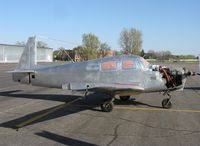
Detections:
35,130,98,146
0,90,161,130
184,86,200,90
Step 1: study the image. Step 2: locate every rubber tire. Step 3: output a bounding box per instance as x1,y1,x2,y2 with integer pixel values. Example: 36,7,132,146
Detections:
101,100,114,112
120,96,130,101
162,98,172,109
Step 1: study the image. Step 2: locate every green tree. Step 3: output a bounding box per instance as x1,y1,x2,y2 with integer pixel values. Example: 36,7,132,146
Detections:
100,42,111,50
53,50,59,60
117,50,124,56
82,33,100,50
119,28,142,55
140,49,145,57
80,33,100,60
77,46,95,61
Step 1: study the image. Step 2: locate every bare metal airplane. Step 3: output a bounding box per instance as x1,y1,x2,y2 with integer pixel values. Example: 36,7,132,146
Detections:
9,37,197,112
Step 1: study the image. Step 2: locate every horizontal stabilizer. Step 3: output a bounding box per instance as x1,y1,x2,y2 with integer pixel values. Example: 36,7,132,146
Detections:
7,70,35,73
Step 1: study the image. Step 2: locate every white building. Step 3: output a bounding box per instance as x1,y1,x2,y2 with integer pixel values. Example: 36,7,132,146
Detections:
0,44,53,63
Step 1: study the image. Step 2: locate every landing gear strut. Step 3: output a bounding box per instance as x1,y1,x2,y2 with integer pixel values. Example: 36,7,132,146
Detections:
162,98,172,109
162,91,172,109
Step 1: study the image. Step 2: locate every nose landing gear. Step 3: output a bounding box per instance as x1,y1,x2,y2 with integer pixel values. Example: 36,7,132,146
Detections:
162,91,172,109
162,98,172,109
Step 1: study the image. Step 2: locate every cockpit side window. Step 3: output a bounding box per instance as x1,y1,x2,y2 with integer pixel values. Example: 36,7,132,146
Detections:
121,58,150,71
101,61,117,71
122,60,136,69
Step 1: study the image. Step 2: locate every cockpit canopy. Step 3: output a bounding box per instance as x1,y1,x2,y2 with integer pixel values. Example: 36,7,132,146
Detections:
99,55,151,71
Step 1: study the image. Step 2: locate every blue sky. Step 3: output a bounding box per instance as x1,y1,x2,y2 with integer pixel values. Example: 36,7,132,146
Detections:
0,0,199,55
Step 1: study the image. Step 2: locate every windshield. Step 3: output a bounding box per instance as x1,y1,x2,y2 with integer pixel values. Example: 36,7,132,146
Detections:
140,58,151,70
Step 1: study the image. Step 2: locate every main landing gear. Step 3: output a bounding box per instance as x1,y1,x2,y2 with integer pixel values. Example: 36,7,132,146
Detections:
100,91,173,112
100,95,132,112
162,91,172,109
100,96,115,112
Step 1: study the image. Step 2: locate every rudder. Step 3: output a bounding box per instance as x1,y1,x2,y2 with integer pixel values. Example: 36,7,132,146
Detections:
16,36,37,70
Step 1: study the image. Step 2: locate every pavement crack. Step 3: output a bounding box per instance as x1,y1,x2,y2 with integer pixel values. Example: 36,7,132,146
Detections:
117,117,195,133
106,122,123,146
78,112,200,135
192,89,200,97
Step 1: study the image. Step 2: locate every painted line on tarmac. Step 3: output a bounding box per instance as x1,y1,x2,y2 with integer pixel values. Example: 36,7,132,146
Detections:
67,104,200,113
16,97,82,129
114,106,200,113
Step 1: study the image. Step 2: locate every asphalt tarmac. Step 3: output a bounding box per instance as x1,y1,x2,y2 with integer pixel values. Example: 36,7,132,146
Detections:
0,63,200,146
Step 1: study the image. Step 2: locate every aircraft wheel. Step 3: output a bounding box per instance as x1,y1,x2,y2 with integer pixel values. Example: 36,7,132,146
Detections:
162,98,172,109
120,96,130,101
101,100,114,112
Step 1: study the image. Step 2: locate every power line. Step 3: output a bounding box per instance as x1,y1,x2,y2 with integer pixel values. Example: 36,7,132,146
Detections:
38,35,80,46
37,35,77,63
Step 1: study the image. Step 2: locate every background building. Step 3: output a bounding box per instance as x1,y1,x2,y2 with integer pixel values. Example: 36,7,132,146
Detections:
0,44,53,63
65,50,81,62
98,50,116,58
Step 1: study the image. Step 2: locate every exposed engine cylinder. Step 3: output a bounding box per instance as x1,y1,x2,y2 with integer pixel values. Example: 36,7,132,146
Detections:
159,67,195,88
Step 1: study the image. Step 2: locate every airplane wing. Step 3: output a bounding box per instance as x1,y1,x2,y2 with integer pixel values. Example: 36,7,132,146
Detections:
62,82,144,94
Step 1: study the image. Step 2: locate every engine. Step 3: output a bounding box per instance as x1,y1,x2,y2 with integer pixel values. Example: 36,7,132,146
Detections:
151,65,195,89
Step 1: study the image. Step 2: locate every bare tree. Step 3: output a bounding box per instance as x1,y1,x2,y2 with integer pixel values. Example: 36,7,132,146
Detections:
145,50,172,60
37,41,48,48
16,41,25,46
119,28,142,55
145,50,157,59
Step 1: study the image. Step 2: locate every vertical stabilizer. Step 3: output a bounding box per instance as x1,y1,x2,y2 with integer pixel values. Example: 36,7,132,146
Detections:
16,36,37,70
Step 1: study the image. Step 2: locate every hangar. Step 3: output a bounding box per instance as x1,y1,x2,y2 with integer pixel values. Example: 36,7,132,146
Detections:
0,44,53,63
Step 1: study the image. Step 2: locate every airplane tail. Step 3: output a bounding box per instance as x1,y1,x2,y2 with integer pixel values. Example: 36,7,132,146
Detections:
8,36,37,84
16,36,37,70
